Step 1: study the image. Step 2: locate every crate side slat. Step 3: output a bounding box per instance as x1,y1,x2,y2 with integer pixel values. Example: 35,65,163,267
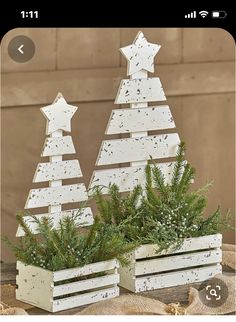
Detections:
53,273,119,297
16,261,53,312
135,249,222,275
52,286,119,312
53,259,119,282
135,264,222,292
135,234,222,259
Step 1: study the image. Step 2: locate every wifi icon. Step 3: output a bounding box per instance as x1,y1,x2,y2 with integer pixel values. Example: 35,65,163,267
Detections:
199,11,209,18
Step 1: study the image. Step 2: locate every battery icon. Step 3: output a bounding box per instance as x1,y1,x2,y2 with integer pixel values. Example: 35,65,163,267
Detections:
211,11,227,18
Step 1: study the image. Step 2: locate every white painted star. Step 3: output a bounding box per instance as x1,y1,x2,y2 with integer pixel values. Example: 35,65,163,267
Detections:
41,93,78,135
120,31,161,76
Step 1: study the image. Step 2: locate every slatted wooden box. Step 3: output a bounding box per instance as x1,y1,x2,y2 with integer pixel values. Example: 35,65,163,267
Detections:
16,259,119,312
119,234,222,292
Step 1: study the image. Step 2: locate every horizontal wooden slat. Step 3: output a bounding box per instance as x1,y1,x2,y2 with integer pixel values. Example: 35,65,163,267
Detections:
135,249,222,276
89,162,175,194
53,273,119,297
135,264,222,292
2,63,234,107
53,259,119,282
106,105,175,134
25,184,88,209
33,160,82,182
16,207,93,237
52,286,119,312
41,136,75,157
115,78,166,104
135,234,222,259
96,133,180,165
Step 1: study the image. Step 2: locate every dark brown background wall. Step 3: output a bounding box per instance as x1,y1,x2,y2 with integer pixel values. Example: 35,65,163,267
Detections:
1,28,235,262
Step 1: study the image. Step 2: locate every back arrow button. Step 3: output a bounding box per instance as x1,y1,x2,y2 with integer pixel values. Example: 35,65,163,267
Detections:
8,35,35,63
18,44,24,54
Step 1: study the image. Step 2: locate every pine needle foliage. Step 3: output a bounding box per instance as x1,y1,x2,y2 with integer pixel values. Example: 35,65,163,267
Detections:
3,210,135,271
93,142,234,252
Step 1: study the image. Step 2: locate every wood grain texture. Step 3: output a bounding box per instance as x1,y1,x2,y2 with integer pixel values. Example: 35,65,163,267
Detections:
33,160,82,182
25,184,88,209
89,162,175,194
16,207,93,237
115,78,166,104
2,62,234,107
41,136,75,157
106,105,175,134
96,133,180,165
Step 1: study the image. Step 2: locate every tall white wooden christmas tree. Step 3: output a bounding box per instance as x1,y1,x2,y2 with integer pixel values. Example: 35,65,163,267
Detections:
89,31,181,194
16,93,94,237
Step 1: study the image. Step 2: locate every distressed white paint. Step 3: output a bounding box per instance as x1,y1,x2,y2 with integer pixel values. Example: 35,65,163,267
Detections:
25,184,88,209
53,259,119,282
53,273,119,297
106,105,175,134
134,264,222,292
135,234,222,259
41,136,75,157
52,287,119,312
120,31,161,76
16,261,54,312
16,260,119,312
115,78,166,104
119,234,222,292
16,208,94,237
48,129,63,213
89,162,175,194
135,249,222,275
41,93,78,135
33,160,82,182
96,133,180,165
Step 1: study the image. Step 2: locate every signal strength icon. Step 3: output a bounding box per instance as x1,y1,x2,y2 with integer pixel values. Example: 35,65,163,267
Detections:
185,11,196,18
199,10,209,18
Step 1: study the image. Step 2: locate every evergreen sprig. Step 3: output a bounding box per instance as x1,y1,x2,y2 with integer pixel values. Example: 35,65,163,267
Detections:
3,211,135,271
93,142,234,252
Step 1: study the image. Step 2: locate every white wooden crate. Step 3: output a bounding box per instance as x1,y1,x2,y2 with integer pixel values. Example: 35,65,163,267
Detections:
16,259,119,312
119,234,222,292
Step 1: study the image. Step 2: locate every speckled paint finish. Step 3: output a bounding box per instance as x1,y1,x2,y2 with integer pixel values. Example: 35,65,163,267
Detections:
89,162,175,194
120,31,161,76
115,77,166,104
119,234,222,292
41,135,76,157
33,160,82,182
25,183,88,208
96,133,180,165
106,105,175,134
41,95,78,135
16,207,93,237
16,259,119,312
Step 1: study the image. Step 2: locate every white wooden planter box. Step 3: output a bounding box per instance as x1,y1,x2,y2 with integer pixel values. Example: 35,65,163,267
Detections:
16,259,119,312
119,234,222,292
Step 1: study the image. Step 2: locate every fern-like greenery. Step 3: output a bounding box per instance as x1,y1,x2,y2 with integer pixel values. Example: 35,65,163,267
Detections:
93,142,234,252
3,211,135,271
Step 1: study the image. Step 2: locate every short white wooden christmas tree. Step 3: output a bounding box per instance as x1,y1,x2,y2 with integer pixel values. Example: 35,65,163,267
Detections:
89,32,222,292
16,93,119,312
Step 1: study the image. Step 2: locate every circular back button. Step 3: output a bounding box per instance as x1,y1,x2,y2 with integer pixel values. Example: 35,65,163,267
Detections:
8,35,35,63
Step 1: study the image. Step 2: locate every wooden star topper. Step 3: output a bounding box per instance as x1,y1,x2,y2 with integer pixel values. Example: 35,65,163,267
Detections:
41,93,78,135
120,31,161,76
